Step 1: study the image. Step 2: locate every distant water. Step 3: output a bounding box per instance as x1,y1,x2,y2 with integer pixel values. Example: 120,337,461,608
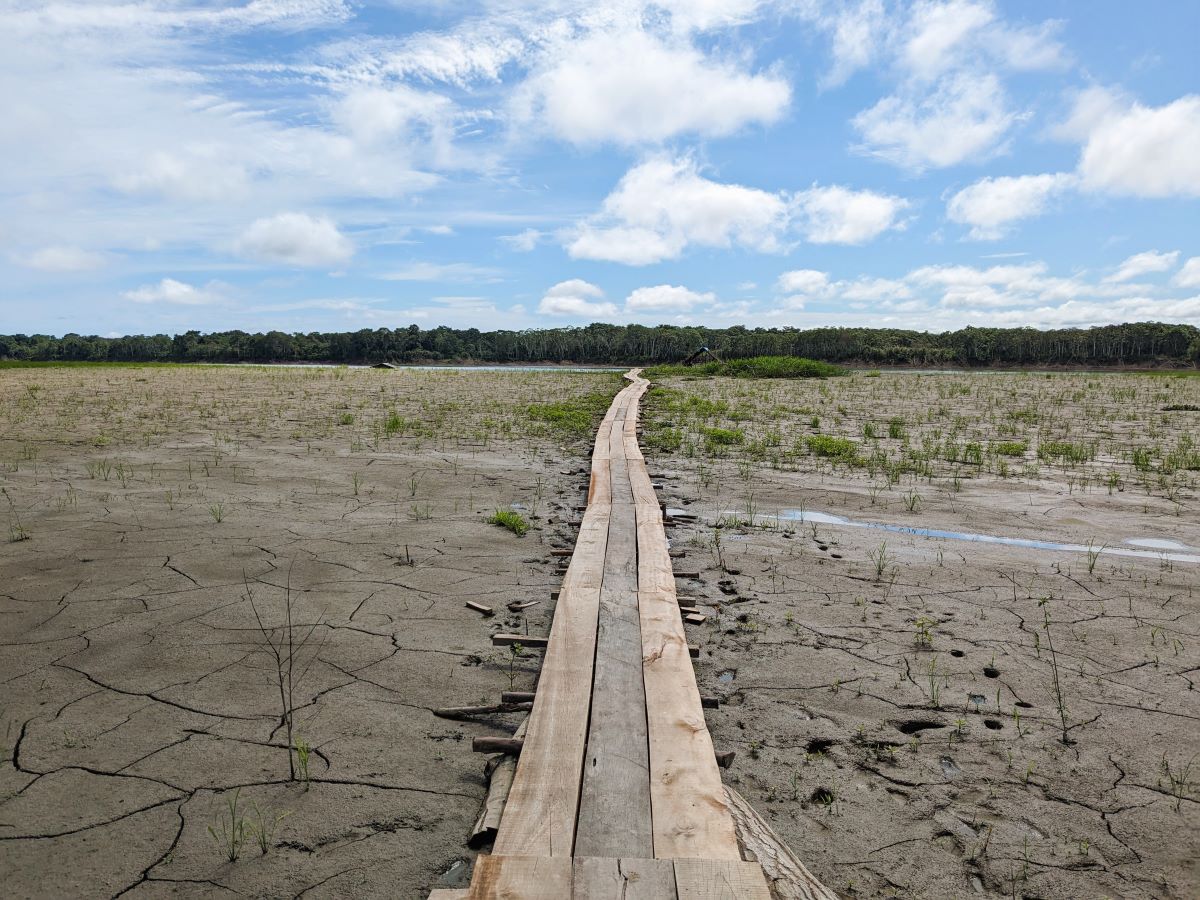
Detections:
214,363,623,373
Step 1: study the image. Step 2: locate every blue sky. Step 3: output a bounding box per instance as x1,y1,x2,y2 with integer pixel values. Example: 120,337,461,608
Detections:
3,0,1199,337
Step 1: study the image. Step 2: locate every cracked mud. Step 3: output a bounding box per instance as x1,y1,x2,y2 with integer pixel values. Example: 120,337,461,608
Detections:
1,365,619,899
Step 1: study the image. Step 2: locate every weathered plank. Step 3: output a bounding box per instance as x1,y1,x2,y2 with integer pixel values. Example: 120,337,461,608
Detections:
469,855,573,899
575,439,653,857
573,857,678,899
672,859,773,899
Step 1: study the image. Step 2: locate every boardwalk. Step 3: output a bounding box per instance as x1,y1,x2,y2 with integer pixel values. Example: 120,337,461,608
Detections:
440,371,829,899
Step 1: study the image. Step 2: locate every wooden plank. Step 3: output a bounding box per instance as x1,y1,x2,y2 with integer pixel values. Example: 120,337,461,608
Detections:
468,855,573,900
573,857,678,900
491,634,548,648
575,462,653,858
429,890,468,900
672,859,772,900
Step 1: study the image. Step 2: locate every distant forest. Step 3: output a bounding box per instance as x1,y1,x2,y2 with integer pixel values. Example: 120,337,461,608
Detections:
2,322,1198,368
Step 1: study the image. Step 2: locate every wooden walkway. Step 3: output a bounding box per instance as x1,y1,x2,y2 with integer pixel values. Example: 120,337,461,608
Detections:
439,370,820,898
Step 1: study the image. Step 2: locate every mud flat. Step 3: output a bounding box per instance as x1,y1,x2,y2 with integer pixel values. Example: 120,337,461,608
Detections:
0,364,619,898
641,370,1199,899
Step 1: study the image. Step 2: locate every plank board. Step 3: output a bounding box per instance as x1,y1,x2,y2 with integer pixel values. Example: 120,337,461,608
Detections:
469,855,573,899
573,857,678,899
673,859,773,899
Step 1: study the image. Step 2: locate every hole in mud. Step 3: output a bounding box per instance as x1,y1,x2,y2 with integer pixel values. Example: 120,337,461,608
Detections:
809,787,835,805
717,669,736,684
949,649,965,658
983,666,1000,678
983,719,1003,730
1015,700,1033,709
896,719,945,735
806,738,836,755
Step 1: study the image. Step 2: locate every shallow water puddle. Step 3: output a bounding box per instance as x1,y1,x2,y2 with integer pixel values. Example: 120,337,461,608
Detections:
757,509,1200,564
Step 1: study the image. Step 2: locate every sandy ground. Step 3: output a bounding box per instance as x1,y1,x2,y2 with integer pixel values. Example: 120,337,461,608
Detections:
0,365,619,899
642,370,1199,899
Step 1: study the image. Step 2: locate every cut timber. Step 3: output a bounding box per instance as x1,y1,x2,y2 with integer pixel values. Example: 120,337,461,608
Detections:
723,786,840,900
469,855,572,900
688,644,701,658
714,750,736,769
472,737,524,755
434,703,531,720
674,572,701,580
550,549,574,557
672,859,772,900
470,718,529,849
491,634,548,649
684,613,707,625
573,857,678,899
428,891,468,899
466,601,495,616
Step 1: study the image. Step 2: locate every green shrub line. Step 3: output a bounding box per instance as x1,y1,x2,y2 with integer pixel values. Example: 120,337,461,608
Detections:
646,356,847,379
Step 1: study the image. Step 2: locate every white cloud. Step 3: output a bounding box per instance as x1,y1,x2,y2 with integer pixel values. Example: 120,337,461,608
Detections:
853,72,1016,170
793,185,909,244
380,262,502,282
566,156,788,265
946,172,1076,238
1174,257,1200,289
512,28,789,146
499,229,544,252
901,0,996,80
1104,250,1179,283
625,284,715,312
1074,94,1200,198
21,246,108,272
122,278,220,305
537,279,618,317
776,269,830,295
235,213,354,266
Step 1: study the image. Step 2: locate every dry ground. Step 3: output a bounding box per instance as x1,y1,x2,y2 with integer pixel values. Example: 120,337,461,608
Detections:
0,364,620,899
642,370,1199,899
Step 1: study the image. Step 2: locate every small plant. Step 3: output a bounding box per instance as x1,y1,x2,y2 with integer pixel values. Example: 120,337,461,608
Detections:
913,616,935,648
294,737,312,790
352,472,363,496
505,643,527,690
249,801,289,855
1085,539,1105,575
3,488,30,542
869,542,893,581
1160,752,1196,812
903,489,923,512
209,502,224,523
487,509,529,536
1038,598,1073,745
209,788,248,863
927,656,944,708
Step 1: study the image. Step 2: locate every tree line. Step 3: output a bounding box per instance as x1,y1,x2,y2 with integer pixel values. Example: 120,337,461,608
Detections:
1,322,1197,368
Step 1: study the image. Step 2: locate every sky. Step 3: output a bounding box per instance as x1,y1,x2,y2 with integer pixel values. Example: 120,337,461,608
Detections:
3,0,1199,338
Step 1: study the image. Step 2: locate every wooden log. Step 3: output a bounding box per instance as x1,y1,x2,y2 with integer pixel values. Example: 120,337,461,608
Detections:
491,634,548,648
466,601,495,616
550,591,560,601
684,613,708,625
550,549,573,557
669,549,687,558
472,737,524,755
723,786,840,900
701,696,720,709
469,718,529,848
674,571,701,580
427,890,468,899
688,644,701,658
500,691,536,704
433,703,531,721
678,605,700,615
714,750,736,769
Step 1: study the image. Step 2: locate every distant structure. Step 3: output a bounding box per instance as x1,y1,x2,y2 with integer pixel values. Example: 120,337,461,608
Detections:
372,361,398,369
680,345,721,366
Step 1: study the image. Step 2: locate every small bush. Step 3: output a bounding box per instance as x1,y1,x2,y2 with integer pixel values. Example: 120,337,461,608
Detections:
805,435,860,464
992,441,1028,457
700,426,744,446
487,509,529,536
1038,441,1091,464
648,356,846,379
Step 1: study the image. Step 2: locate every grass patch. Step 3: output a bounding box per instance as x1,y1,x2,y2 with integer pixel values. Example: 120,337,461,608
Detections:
527,390,616,437
647,356,847,379
487,509,530,536
1038,441,1092,464
992,440,1028,457
805,434,862,465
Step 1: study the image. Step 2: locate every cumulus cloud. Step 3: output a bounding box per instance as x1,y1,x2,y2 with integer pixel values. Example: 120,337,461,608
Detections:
567,158,906,264
122,278,220,305
625,284,715,312
1073,93,1200,198
1174,257,1200,289
793,185,909,244
566,157,788,265
946,172,1076,238
499,229,543,252
776,269,831,295
1104,250,1179,283
235,213,354,266
21,246,108,272
537,279,617,317
513,29,789,146
853,72,1016,170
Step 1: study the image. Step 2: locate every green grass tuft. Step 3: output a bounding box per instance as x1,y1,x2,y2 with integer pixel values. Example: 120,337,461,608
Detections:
487,509,530,536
